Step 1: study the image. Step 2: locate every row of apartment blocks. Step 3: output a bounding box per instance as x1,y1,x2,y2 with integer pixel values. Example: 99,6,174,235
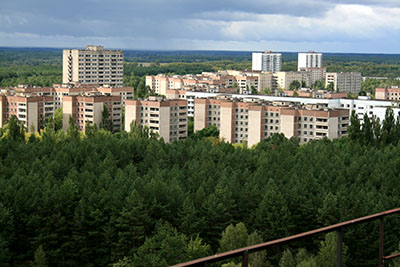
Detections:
2,84,400,146
0,84,134,132
194,97,349,146
146,70,361,96
12,84,134,106
0,88,189,143
145,72,257,95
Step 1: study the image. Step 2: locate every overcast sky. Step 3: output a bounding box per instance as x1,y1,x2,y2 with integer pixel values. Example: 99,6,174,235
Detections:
1,0,400,53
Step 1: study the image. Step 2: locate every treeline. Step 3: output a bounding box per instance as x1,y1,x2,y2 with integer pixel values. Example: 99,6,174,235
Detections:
124,60,251,77
325,62,400,78
0,65,62,87
0,48,61,66
4,48,400,88
1,115,400,266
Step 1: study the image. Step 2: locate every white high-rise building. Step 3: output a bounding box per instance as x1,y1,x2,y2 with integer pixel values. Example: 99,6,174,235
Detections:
63,45,124,87
298,51,322,71
252,51,282,72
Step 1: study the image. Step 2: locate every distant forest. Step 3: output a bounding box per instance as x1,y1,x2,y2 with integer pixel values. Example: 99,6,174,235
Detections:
2,47,400,90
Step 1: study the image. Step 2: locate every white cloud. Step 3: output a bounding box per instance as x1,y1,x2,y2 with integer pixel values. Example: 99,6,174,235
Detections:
180,4,400,43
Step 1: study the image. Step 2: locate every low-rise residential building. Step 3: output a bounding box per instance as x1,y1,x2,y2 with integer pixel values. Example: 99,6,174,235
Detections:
125,96,188,143
62,94,122,132
10,84,133,110
245,71,277,93
146,72,259,95
194,97,349,146
326,72,361,94
274,72,303,90
375,87,400,101
301,67,326,87
0,95,54,132
278,106,349,146
183,90,400,127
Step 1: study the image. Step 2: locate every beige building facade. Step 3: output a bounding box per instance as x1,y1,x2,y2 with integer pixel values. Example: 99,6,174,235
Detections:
375,87,400,101
274,72,303,90
62,94,122,132
0,95,54,132
125,96,188,143
194,98,349,146
325,72,361,94
63,46,124,87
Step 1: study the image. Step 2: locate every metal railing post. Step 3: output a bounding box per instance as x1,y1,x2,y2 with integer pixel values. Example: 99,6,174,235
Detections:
337,228,343,267
242,250,248,267
380,218,385,267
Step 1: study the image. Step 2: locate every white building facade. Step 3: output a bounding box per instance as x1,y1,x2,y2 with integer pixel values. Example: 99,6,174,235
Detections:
252,51,282,72
298,52,323,71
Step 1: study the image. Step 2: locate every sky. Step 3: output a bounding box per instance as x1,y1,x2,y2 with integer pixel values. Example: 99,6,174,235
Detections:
1,0,400,53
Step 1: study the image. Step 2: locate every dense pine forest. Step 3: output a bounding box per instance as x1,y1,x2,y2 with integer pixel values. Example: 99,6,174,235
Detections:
0,110,400,266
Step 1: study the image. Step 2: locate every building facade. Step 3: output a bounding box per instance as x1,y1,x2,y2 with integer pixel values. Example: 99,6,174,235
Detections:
252,51,282,72
0,95,54,132
194,97,349,146
63,46,124,87
274,72,303,90
325,72,361,94
301,67,326,87
125,96,188,143
62,94,122,132
375,87,400,101
298,52,323,71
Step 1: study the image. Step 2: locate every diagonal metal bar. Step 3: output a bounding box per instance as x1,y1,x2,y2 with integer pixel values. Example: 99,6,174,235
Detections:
172,208,400,267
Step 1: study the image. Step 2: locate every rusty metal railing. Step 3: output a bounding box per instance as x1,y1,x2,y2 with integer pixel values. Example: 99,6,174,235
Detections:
172,207,400,267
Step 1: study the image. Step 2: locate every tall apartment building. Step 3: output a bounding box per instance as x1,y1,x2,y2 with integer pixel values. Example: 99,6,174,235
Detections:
63,45,124,87
0,95,55,132
194,97,349,146
325,72,361,94
298,51,323,71
62,94,122,132
252,51,282,72
125,96,188,143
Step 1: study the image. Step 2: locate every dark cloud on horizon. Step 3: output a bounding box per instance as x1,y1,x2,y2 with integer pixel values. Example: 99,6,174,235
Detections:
1,0,400,52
